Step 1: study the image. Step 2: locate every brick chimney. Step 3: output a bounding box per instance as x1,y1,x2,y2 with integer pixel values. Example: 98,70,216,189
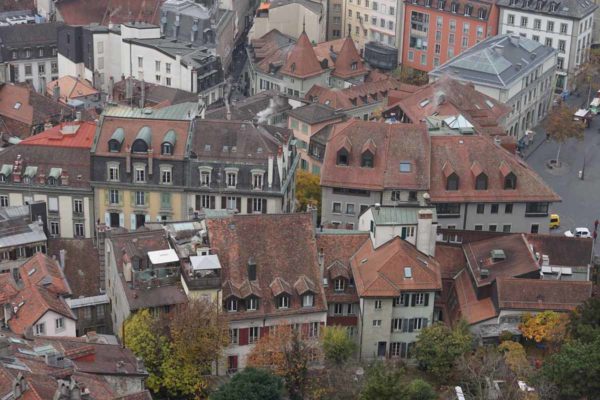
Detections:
12,155,22,183
60,170,69,186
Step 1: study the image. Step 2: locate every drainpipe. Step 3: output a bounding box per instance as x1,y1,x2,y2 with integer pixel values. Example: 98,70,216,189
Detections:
462,203,468,230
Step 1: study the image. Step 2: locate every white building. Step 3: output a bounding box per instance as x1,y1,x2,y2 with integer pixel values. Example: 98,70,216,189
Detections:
430,34,557,139
497,0,597,91
57,23,225,104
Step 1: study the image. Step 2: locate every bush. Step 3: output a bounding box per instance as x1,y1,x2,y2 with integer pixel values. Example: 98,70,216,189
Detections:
210,368,283,400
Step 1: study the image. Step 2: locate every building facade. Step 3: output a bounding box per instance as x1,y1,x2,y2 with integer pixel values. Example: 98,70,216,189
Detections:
402,0,499,72
429,34,557,139
0,23,61,92
497,0,597,91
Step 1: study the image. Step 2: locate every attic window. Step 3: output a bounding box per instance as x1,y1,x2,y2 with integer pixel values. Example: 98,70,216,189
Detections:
14,102,21,110
419,99,430,107
351,61,358,70
446,173,459,190
478,7,486,18
361,151,374,168
504,172,517,189
290,62,296,72
485,100,494,108
490,249,506,262
404,267,412,278
337,148,349,166
399,162,411,172
451,2,458,12
438,0,445,9
204,144,211,152
475,173,488,190
464,4,472,15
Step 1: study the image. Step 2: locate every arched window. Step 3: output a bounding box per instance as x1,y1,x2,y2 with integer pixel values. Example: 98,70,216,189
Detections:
337,148,349,166
446,173,459,190
361,150,374,167
475,173,488,190
132,139,149,153
0,174,6,183
162,142,172,155
504,172,517,189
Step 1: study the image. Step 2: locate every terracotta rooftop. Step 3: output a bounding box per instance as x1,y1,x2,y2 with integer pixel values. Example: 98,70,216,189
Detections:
495,277,592,311
280,31,323,78
19,252,72,295
350,237,442,297
46,76,98,103
435,244,467,279
112,78,197,108
55,0,163,26
451,268,497,324
19,121,96,149
329,36,368,79
429,135,560,203
48,238,102,297
525,234,593,267
306,77,402,110
463,234,539,287
0,273,18,303
206,213,327,321
320,120,430,191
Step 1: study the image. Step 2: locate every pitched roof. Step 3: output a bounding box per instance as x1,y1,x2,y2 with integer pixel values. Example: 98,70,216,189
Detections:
46,76,98,103
0,273,18,303
497,0,597,19
280,31,323,78
429,135,560,202
0,0,35,12
112,78,198,108
287,102,341,124
351,237,442,297
495,277,592,311
205,90,296,121
55,0,163,26
463,234,539,287
320,120,430,191
306,77,402,110
430,34,557,89
525,234,593,267
48,239,102,297
435,244,466,279
19,253,72,295
0,22,61,52
206,213,327,320
452,269,498,324
330,36,368,79
19,121,96,149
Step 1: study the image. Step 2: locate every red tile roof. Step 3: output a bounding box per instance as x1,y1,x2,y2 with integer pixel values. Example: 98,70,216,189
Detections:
55,0,163,26
48,238,102,297
46,76,99,103
280,31,323,78
435,244,466,279
463,234,539,287
306,77,402,110
330,37,368,79
0,273,18,303
451,269,497,324
206,213,327,321
19,253,72,295
429,135,560,203
320,120,430,191
19,121,96,149
350,237,442,297
525,234,593,267
495,277,592,311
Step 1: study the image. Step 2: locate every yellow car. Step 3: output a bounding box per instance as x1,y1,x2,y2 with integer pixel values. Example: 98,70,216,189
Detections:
549,214,560,229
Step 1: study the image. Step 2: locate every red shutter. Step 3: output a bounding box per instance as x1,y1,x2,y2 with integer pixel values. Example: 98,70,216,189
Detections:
260,326,269,338
238,328,249,345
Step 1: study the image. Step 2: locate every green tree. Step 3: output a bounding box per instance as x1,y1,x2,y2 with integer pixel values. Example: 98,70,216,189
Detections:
322,325,356,366
295,170,321,213
403,379,437,400
359,361,405,400
210,368,284,400
414,322,472,382
568,297,600,342
543,104,584,165
542,337,600,399
124,309,169,392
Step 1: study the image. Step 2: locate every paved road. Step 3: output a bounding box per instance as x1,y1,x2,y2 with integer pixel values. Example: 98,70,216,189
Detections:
525,105,600,246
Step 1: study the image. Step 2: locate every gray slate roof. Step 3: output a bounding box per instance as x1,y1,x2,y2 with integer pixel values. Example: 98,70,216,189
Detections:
125,37,217,68
288,102,340,124
497,0,597,19
269,0,323,14
429,34,556,89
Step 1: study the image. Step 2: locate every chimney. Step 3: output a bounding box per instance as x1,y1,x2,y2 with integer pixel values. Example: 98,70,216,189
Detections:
267,155,274,188
147,148,153,175
191,19,198,42
60,170,69,186
416,209,435,256
126,145,132,173
59,249,66,269
12,155,22,182
52,82,60,101
75,111,82,122
494,136,501,146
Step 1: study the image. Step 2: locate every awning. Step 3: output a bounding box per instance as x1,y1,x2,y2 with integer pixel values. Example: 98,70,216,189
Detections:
23,166,37,178
48,168,62,179
0,164,12,177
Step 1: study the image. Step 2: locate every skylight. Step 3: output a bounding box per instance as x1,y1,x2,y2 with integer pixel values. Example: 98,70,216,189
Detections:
485,100,494,108
13,102,21,110
404,267,412,278
419,99,430,107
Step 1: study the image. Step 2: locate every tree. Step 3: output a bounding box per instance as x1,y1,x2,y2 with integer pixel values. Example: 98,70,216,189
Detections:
414,321,472,382
123,309,170,392
498,341,531,378
210,368,284,400
568,297,600,342
542,337,600,399
519,311,568,351
392,66,428,86
359,361,405,400
247,325,319,400
124,300,228,399
403,379,437,400
295,170,321,214
322,325,356,366
543,104,584,165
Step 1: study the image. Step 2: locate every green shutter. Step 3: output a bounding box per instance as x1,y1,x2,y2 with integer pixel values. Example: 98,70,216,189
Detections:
161,192,171,209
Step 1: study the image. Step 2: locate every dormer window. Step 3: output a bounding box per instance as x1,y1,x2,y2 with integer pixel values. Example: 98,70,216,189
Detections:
475,173,488,190
334,278,345,292
337,148,349,166
226,171,237,187
438,0,445,9
161,129,176,155
451,2,458,12
161,142,172,155
47,177,57,186
446,173,459,191
251,170,265,189
199,167,212,186
134,165,146,183
246,296,259,311
0,174,5,183
132,126,151,153
504,172,517,189
302,293,314,307
226,298,238,312
23,177,31,184
277,294,290,309
464,4,472,15
361,151,374,167
478,7,486,19
351,61,358,70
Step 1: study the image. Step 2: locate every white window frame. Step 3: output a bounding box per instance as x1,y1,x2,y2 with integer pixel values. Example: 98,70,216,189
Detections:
160,166,172,185
252,172,264,189
199,167,212,186
227,298,238,312
134,165,146,183
135,191,145,206
414,292,425,306
333,303,343,315
372,319,382,327
225,169,238,188
0,195,8,207
414,318,424,331
35,322,45,335
74,222,84,237
252,198,263,213
229,328,239,344
247,297,258,311
55,317,65,331
50,221,60,236
302,293,314,307
308,322,319,338
109,189,120,205
249,326,260,343
278,295,290,309
73,199,83,214
374,299,382,310
334,278,345,292
108,163,120,181
392,318,402,331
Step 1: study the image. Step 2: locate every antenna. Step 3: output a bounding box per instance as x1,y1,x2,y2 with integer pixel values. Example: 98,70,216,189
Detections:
302,16,306,33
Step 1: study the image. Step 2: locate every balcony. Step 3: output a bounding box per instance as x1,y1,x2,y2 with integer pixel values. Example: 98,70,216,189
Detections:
181,255,222,290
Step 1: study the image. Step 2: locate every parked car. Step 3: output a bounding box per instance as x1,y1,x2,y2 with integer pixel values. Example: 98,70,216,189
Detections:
549,214,560,229
564,227,591,238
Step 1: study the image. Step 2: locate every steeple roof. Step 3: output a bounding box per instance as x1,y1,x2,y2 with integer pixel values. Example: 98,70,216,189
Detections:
281,31,323,78
332,36,368,79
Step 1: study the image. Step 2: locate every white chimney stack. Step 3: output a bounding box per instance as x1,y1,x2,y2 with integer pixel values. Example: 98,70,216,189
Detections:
416,209,435,257
267,156,274,188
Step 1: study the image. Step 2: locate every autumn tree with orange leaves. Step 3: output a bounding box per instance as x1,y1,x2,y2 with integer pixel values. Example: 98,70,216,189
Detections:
519,311,568,351
247,325,321,400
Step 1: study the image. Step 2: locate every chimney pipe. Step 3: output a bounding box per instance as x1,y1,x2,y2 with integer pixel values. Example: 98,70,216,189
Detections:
59,249,66,269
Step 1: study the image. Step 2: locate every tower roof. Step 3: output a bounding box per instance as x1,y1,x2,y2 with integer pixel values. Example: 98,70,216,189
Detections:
332,36,367,79
281,31,323,78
